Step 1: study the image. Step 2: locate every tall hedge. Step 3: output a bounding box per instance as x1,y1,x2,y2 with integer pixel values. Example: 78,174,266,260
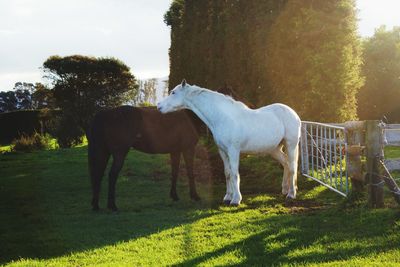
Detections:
0,109,59,144
165,0,287,106
165,0,363,122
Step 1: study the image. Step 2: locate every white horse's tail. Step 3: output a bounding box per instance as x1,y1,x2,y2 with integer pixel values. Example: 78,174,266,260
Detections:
272,103,301,198
292,141,299,191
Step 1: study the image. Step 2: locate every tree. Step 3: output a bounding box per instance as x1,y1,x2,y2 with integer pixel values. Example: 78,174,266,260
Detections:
133,78,166,105
0,82,36,112
14,90,32,110
31,83,56,109
162,79,169,98
0,82,56,112
0,91,18,113
140,78,157,104
12,82,36,110
13,82,35,94
358,26,400,122
266,0,363,122
43,55,138,147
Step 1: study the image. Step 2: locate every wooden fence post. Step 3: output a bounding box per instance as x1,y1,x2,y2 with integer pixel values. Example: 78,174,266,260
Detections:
365,120,384,208
344,121,365,192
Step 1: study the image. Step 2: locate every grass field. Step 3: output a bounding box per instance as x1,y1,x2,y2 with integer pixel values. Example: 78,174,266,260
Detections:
1,146,400,266
385,146,400,159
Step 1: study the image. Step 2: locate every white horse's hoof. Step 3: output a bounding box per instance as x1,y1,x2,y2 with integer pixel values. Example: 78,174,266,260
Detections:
223,199,231,205
229,200,240,206
223,194,232,205
286,192,296,199
230,196,242,206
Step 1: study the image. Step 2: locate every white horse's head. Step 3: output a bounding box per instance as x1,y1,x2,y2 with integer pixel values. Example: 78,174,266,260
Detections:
157,79,190,113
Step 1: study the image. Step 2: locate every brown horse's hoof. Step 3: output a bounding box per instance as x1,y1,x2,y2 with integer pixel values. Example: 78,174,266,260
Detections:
191,194,201,201
107,204,118,212
170,194,179,201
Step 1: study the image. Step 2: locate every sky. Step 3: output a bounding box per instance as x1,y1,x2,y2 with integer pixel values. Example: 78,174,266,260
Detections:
0,0,399,91
0,0,171,91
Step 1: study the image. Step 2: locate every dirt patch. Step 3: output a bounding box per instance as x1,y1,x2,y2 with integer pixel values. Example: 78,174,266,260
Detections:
173,144,216,184
284,198,327,213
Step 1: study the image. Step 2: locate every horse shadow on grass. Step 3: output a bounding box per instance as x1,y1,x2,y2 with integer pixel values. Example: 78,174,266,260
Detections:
0,147,227,264
0,186,223,264
174,206,400,266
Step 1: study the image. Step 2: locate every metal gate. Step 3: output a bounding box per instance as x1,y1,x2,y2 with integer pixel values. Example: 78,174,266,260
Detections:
300,121,349,196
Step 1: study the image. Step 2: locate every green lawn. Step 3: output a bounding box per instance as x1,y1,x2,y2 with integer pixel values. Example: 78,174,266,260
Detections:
1,147,399,266
385,146,400,159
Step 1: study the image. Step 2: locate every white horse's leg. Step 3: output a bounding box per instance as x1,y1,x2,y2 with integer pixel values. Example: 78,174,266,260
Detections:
270,147,289,195
285,141,299,199
219,149,233,204
227,149,242,205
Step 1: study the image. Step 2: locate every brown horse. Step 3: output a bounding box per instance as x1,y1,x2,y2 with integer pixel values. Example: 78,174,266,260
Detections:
88,105,200,211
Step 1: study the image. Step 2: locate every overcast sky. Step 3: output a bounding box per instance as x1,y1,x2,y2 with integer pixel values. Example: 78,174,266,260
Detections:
0,0,399,91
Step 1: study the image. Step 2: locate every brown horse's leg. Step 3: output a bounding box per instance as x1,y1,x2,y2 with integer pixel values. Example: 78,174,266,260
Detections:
107,149,128,211
183,147,200,201
90,150,110,211
170,152,180,201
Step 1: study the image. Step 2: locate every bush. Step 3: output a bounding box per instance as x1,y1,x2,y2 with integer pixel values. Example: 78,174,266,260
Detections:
53,115,84,148
11,132,55,152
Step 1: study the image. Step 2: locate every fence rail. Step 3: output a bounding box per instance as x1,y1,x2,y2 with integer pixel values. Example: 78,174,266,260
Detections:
384,124,400,146
300,121,349,196
383,124,400,171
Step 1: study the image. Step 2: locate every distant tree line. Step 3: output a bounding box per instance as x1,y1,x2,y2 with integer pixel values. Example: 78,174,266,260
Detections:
0,82,55,113
135,78,158,105
165,0,364,122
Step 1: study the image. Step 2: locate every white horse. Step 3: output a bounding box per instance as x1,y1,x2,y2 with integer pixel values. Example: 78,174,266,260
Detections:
157,80,301,205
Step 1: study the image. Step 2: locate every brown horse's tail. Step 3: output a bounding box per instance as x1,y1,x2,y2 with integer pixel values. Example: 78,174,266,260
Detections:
88,113,109,210
87,123,96,188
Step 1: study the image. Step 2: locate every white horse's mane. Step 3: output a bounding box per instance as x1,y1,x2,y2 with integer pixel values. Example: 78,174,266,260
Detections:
188,85,249,109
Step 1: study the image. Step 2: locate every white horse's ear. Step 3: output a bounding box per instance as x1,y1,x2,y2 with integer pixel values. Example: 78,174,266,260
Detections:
181,79,187,87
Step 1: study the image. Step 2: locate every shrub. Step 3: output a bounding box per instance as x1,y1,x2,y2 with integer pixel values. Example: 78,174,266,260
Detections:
53,115,84,148
11,132,55,152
